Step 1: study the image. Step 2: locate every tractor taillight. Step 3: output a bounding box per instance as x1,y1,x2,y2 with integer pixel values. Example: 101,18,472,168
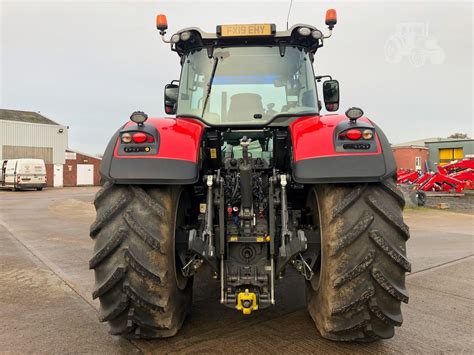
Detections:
362,129,373,140
132,132,147,143
121,133,132,143
146,135,154,143
346,129,362,140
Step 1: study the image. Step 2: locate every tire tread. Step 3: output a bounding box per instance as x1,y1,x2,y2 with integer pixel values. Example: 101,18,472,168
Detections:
307,180,410,342
90,184,191,338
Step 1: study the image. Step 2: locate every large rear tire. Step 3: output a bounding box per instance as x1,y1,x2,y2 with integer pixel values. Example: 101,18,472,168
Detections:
306,178,411,342
89,182,192,338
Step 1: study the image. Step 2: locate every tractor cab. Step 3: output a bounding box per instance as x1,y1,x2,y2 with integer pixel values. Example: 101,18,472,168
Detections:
158,13,340,127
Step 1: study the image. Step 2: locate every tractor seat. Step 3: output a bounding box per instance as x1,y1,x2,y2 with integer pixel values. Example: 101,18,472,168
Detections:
227,93,264,122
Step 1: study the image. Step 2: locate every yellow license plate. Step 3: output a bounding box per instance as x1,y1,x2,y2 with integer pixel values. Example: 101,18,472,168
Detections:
219,24,273,37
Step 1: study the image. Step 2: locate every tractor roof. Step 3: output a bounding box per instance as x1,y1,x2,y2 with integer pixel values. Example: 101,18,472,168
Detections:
169,24,324,58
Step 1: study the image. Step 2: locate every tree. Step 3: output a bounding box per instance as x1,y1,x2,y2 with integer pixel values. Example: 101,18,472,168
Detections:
448,133,469,139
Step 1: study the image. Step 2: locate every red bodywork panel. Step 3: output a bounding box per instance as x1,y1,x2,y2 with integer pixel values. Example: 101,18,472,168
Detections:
113,118,204,163
114,115,381,164
289,114,382,162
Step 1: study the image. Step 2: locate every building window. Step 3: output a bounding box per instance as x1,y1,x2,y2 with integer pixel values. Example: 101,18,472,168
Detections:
439,148,463,165
415,156,421,170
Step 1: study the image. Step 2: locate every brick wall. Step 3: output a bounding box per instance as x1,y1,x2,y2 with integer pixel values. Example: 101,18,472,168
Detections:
392,147,429,172
63,152,101,186
63,160,76,187
45,164,54,187
32,152,101,188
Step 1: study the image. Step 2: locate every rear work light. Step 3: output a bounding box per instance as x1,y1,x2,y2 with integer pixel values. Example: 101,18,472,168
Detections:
297,27,311,36
180,31,191,41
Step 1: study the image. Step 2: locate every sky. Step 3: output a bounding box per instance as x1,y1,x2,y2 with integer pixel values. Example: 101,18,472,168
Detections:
1,0,472,156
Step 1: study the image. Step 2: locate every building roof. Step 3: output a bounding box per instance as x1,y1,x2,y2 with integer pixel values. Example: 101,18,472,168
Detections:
392,137,472,148
425,138,473,144
66,149,102,161
392,137,441,148
392,145,428,150
0,109,60,126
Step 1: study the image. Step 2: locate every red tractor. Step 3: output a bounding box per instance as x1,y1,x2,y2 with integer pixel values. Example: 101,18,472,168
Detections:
90,10,410,342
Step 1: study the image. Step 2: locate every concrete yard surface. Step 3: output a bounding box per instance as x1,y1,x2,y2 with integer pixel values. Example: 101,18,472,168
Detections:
0,187,473,354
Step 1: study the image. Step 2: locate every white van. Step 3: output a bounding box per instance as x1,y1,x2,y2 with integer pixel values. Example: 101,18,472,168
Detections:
1,159,47,191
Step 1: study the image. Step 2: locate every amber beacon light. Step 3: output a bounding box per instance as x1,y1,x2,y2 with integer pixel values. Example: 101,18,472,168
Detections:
156,14,168,33
325,9,337,30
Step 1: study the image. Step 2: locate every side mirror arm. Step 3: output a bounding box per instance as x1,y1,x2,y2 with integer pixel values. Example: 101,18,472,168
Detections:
315,75,332,83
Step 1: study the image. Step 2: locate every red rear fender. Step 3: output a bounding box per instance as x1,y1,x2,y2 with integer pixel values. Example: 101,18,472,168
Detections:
101,117,204,185
289,114,381,161
289,114,396,184
114,118,204,162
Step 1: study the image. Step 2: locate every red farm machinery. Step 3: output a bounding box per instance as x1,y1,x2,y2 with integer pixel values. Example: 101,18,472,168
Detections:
397,158,474,193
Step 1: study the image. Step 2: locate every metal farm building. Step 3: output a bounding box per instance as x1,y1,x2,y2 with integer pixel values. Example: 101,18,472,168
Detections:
425,139,474,170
